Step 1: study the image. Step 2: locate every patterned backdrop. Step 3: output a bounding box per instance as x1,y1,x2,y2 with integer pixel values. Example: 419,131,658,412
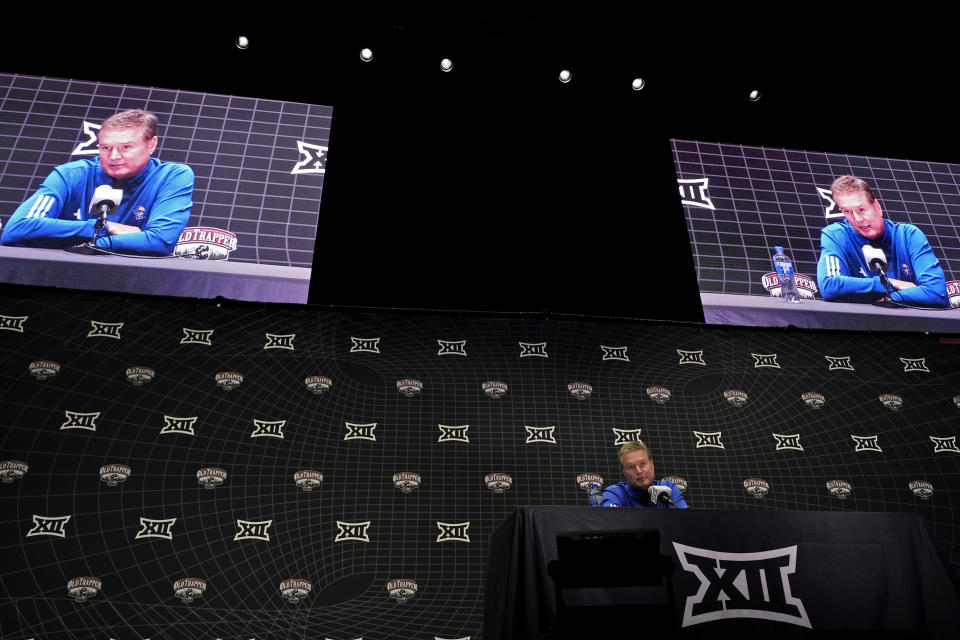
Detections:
1,288,959,639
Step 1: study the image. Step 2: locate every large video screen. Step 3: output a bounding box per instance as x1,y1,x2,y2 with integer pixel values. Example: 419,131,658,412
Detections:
0,73,331,303
672,139,960,333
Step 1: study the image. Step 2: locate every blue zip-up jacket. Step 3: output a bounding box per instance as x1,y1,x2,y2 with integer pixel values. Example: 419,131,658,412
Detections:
602,480,689,508
817,218,948,307
1,157,193,256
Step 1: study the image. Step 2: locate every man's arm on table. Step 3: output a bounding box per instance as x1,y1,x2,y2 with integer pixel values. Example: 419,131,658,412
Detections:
1,170,96,247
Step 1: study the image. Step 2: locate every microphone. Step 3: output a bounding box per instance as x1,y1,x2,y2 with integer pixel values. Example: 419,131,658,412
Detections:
861,244,887,275
648,485,675,507
89,185,123,225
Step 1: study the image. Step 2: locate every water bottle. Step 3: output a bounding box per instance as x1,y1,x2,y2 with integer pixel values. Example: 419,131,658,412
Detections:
587,482,603,507
772,246,800,303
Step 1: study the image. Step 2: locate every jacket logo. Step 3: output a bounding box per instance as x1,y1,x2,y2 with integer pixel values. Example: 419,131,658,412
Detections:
387,578,418,603
677,177,715,210
234,519,272,541
264,333,295,350
801,392,825,409
197,467,227,489
0,314,28,332
612,428,642,445
647,386,671,404
251,419,285,439
568,382,593,400
162,415,197,436
672,542,811,628
576,473,604,491
601,345,629,362
752,353,780,369
99,464,131,486
397,378,423,397
482,380,508,398
136,517,176,540
0,460,28,483
336,520,371,542
280,578,312,603
345,422,377,441
87,320,122,339
304,375,332,394
350,337,381,353
291,140,328,175
772,433,803,452
694,431,724,449
67,576,102,602
437,339,467,356
29,360,60,380
677,349,706,365
125,366,155,386
879,394,903,410
393,472,421,493
723,390,748,407
909,480,934,500
180,328,213,345
824,355,854,371
438,424,469,443
525,425,557,444
215,372,243,390
851,434,882,453
930,436,960,453
900,357,929,373
27,514,71,538
519,342,548,358
826,480,852,499
174,578,207,603
743,478,769,498
485,473,513,493
61,411,100,432
294,470,323,491
436,521,470,542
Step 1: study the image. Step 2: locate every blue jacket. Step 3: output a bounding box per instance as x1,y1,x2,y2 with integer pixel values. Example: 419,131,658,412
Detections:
1,157,193,256
817,219,948,307
602,480,689,508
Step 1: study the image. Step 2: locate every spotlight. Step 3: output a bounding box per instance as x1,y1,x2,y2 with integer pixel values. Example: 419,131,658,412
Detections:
559,69,572,83
440,58,453,72
749,89,761,102
632,78,645,91
236,36,249,50
360,48,374,62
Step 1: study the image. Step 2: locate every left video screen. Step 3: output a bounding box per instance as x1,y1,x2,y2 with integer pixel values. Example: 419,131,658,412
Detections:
0,73,332,303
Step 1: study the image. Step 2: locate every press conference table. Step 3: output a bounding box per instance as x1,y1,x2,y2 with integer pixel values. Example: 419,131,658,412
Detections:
485,507,960,640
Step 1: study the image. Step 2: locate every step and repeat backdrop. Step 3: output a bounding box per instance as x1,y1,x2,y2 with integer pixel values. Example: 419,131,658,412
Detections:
1,289,959,639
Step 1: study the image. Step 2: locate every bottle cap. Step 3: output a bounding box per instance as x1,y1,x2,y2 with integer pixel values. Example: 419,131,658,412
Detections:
774,246,784,252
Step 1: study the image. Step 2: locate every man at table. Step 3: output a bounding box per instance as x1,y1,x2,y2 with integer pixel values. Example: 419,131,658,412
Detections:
1,109,193,256
602,441,689,508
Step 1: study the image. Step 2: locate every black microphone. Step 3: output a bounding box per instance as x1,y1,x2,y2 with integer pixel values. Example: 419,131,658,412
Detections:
648,485,675,507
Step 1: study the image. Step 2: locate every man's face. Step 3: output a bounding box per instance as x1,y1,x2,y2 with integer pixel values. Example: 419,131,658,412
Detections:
98,126,157,181
834,190,885,241
620,449,655,491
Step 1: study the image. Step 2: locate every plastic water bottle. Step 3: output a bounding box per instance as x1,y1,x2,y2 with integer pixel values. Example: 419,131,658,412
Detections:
772,246,800,303
587,482,603,507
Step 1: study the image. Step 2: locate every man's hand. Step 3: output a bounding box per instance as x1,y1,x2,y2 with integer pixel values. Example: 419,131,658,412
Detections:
106,222,142,235
887,278,916,290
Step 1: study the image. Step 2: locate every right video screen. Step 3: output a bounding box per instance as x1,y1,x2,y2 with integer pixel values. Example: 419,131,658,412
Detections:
672,139,960,333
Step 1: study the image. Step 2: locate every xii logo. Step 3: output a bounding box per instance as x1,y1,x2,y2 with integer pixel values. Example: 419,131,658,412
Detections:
851,434,882,453
181,328,213,345
519,342,548,358
26,514,71,538
87,321,123,339
824,355,854,371
900,357,929,373
772,433,803,451
161,415,197,436
234,519,272,541
677,178,715,210
437,339,467,356
438,424,469,443
251,419,286,439
335,520,371,542
344,422,377,441
436,521,470,543
291,140,328,175
525,425,557,444
350,337,381,353
136,517,176,540
264,333,295,350
0,314,28,332
677,349,706,366
61,411,100,431
600,345,629,362
752,353,780,369
930,436,960,453
694,431,724,449
612,428,642,445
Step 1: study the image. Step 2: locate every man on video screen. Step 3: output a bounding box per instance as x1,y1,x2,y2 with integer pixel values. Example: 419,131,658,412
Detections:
816,175,948,307
1,109,193,256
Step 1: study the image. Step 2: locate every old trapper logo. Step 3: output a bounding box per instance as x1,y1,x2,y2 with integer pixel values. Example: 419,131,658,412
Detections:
484,473,513,493
304,375,332,394
482,380,508,398
174,227,237,260
29,360,60,380
393,472,421,493
174,578,207,603
197,467,227,489
294,470,323,491
216,372,243,391
280,578,311,603
67,577,102,602
99,464,131,487
723,390,748,407
826,480,852,499
0,460,28,483
387,579,417,603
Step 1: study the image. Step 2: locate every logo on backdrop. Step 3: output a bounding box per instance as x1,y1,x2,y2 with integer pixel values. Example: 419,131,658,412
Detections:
772,433,803,451
136,517,176,540
61,411,100,432
485,473,513,493
397,379,423,397
251,419,285,439
613,428,642,445
519,342,548,358
174,227,237,260
601,345,630,361
672,542,811,629
305,375,332,394
900,357,929,373
576,473,604,491
677,177,715,210
761,272,818,299
948,280,960,308
0,460,28,483
851,434,882,453
568,382,593,400
663,476,688,493
28,360,60,380
351,337,381,353
197,467,227,489
125,366,155,386
677,349,706,365
88,320,122,339
216,372,243,391
27,515,71,538
909,480,934,500
162,415,197,436
743,478,769,498
694,431,724,449
930,436,960,453
647,386,671,404
71,121,101,155
294,470,323,491
817,186,842,219
525,425,557,444
393,472,421,493
436,521,470,543
336,521,371,543
234,519,272,542
264,333,295,350
879,394,903,410
438,424,469,443
482,381,508,398
291,140,328,174
174,578,207,604
752,353,780,369
99,464,131,486
181,328,214,345
67,577,102,602
954,394,960,409
437,339,467,356
280,578,312,603
387,579,418,603
722,390,748,407
801,392,825,409
825,355,854,371
345,422,377,441
0,314,28,332
826,480,852,499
